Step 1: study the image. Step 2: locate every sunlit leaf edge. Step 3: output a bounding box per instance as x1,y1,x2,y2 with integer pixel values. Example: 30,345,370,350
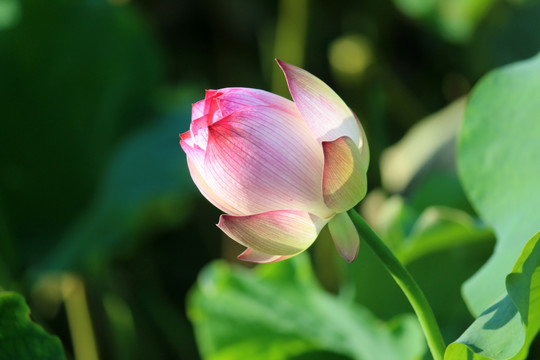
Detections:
445,231,540,359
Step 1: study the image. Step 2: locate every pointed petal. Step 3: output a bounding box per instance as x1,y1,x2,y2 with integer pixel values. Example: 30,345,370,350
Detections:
204,105,331,217
322,136,367,212
180,130,191,141
277,59,362,147
237,248,294,263
217,210,327,255
192,90,222,120
328,212,360,262
189,115,211,150
192,98,206,119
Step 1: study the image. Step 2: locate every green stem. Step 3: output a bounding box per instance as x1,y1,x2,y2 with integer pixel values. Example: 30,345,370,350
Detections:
347,209,446,360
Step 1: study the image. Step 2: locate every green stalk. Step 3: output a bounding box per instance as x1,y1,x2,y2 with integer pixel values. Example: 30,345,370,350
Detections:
347,209,446,360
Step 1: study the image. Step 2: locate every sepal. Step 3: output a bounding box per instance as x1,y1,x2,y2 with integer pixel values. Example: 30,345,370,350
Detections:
328,212,360,263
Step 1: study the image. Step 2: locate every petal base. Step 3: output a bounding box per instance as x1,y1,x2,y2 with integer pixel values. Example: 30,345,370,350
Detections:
218,210,326,256
237,248,293,263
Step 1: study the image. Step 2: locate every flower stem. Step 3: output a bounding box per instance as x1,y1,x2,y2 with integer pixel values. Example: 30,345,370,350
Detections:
347,209,446,360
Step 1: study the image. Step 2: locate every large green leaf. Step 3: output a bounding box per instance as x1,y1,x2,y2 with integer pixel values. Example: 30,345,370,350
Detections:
0,292,66,360
445,231,540,359
188,254,426,360
458,52,540,316
505,232,540,359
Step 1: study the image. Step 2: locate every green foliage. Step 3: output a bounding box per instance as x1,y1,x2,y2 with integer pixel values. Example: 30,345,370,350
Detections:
37,110,195,276
392,0,496,42
1,0,540,358
0,0,19,30
188,254,426,360
445,232,540,359
0,0,162,262
442,52,540,359
345,195,494,342
458,52,540,316
0,292,66,360
371,196,492,265
0,1,198,357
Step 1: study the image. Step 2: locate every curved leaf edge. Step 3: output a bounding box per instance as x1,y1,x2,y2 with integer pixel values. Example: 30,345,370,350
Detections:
0,291,67,360
445,231,540,360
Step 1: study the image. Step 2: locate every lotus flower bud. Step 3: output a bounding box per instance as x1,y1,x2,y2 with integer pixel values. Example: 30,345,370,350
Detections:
180,60,369,263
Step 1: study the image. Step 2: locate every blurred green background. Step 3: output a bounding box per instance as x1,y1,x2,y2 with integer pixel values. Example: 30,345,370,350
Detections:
1,0,540,359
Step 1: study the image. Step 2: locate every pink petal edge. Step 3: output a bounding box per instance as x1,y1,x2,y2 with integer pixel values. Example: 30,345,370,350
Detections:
217,210,327,256
276,59,361,146
215,87,298,118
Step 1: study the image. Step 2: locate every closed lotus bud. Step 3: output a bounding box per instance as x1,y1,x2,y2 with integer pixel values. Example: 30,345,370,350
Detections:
180,60,369,263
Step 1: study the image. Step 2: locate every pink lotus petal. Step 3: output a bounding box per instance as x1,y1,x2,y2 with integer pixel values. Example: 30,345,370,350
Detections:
180,130,191,141
237,248,293,263
185,158,242,215
277,59,362,146
216,88,297,118
191,98,206,119
180,138,206,175
189,115,211,150
322,136,367,212
204,105,331,217
192,90,222,120
188,88,298,152
181,134,242,214
328,212,359,262
218,210,327,255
